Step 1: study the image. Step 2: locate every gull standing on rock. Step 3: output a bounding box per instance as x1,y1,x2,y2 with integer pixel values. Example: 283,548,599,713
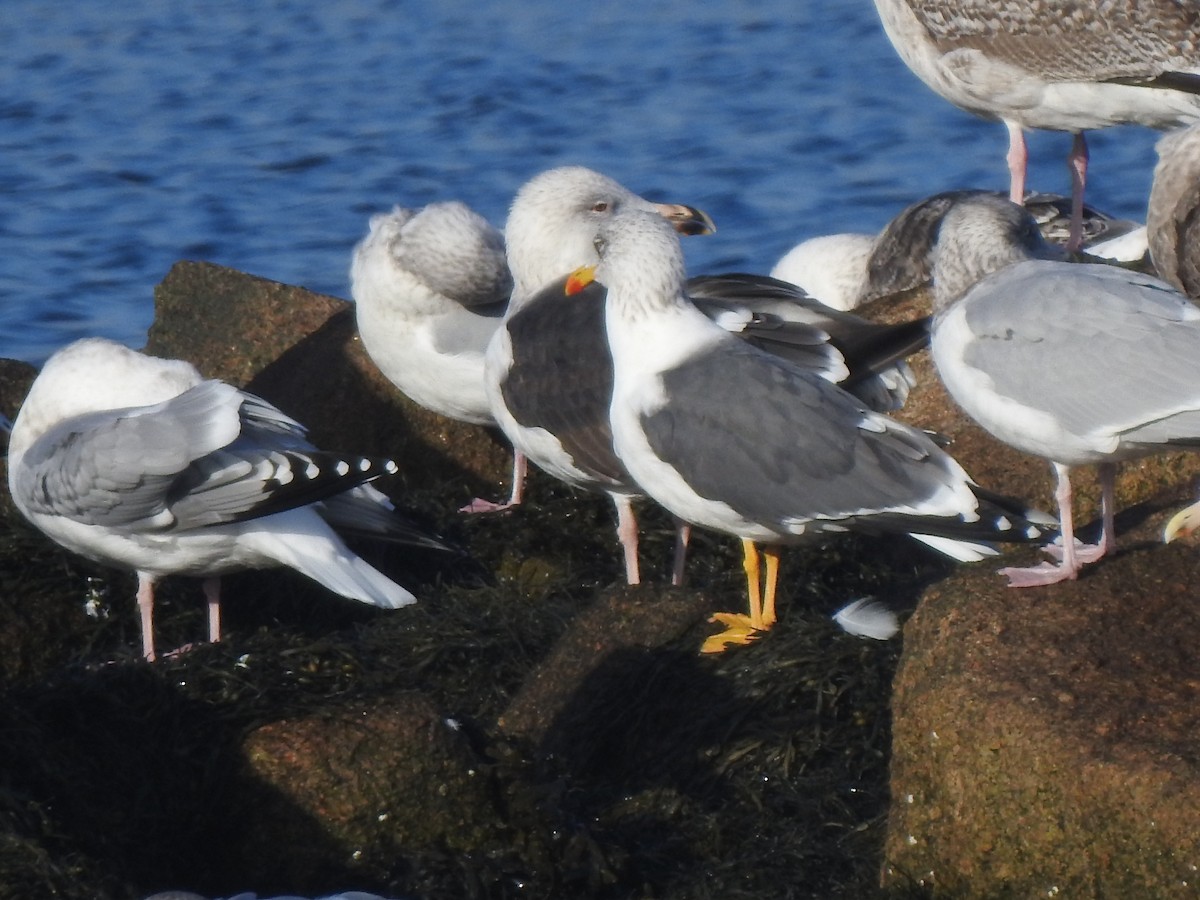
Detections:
871,0,1200,250
575,208,1050,651
486,166,930,586
485,167,720,585
928,193,1200,586
7,338,444,661
350,201,527,511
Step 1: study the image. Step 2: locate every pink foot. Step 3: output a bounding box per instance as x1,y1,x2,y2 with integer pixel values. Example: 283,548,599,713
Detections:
998,561,1079,588
1041,539,1106,565
458,497,517,514
159,641,201,660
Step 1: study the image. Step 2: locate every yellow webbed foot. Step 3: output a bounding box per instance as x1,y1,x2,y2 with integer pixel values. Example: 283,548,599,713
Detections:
701,612,768,654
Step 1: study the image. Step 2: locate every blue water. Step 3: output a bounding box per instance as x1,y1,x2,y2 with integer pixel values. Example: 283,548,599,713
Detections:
0,0,1162,364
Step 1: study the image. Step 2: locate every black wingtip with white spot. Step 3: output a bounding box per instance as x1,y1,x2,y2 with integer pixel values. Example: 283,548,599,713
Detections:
233,451,401,525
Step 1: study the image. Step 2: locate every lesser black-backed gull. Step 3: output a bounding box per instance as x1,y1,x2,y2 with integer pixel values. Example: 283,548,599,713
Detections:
570,208,1049,651
487,167,930,586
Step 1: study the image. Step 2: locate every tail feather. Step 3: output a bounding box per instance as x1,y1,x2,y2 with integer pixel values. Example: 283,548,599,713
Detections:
247,510,418,609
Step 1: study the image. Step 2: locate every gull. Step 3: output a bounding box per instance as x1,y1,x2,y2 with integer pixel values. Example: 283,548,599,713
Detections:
7,338,444,661
872,0,1200,250
573,207,1050,651
1147,123,1200,298
350,200,527,511
928,193,1200,585
486,167,929,586
770,189,1145,311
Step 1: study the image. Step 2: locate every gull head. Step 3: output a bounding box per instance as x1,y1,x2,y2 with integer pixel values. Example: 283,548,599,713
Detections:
505,166,712,298
931,194,1064,312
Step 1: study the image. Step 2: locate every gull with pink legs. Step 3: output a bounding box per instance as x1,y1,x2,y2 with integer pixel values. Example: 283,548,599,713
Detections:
7,338,444,661
929,194,1200,586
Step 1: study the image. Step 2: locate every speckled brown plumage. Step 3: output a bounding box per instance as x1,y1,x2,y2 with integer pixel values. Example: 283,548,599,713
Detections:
1148,123,1200,297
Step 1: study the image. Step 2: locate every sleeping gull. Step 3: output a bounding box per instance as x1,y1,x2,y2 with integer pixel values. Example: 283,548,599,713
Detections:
7,338,444,661
1147,123,1200,298
770,190,1145,311
928,193,1200,585
572,208,1050,651
871,0,1200,250
350,201,527,512
770,232,875,311
486,166,929,585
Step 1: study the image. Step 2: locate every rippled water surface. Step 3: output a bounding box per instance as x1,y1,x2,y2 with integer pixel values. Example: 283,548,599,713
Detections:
1,0,1162,363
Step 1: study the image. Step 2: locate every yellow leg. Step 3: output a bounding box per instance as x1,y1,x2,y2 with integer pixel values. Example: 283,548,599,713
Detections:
762,545,781,628
742,538,762,629
702,539,772,654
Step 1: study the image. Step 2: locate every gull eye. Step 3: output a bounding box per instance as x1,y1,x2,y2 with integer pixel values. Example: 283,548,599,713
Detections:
591,200,609,213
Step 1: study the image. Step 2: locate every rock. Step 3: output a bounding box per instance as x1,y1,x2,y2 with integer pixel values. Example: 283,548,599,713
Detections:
230,692,501,890
9,261,1200,899
884,492,1200,896
498,582,713,746
146,260,512,503
0,358,36,421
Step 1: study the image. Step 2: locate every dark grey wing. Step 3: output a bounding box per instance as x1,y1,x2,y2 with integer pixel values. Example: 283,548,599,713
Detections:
688,273,930,397
643,345,951,529
499,277,627,484
688,274,844,375
643,343,1046,544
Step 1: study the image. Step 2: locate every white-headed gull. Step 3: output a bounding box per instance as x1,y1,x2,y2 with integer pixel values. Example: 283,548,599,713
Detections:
928,193,1200,585
486,166,929,586
570,207,1050,651
350,201,527,512
8,338,443,661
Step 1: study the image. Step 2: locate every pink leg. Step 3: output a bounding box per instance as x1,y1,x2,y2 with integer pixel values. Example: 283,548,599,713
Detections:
203,577,222,644
459,449,528,514
136,572,158,662
508,450,527,506
1066,132,1089,254
1000,462,1086,587
612,494,641,585
670,520,692,587
1005,120,1027,205
1042,461,1116,565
